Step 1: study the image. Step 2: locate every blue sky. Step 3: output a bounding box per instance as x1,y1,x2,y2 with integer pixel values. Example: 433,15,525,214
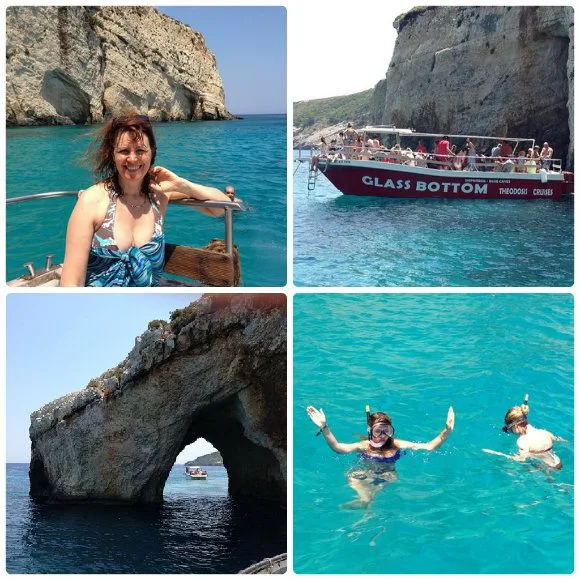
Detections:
157,6,286,115
6,293,218,463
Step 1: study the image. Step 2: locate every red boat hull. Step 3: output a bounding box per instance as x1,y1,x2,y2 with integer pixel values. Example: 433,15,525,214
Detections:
317,159,573,200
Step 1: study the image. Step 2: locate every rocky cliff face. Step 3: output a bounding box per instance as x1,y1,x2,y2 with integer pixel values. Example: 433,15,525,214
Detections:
7,6,234,125
373,6,573,168
29,294,286,504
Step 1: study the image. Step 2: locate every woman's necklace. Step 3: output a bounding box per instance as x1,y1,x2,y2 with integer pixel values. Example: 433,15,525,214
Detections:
121,194,148,209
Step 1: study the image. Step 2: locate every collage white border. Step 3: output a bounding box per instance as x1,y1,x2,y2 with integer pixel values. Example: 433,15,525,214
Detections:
2,0,577,577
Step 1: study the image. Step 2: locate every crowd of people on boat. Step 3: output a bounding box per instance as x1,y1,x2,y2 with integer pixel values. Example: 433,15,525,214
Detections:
311,123,556,174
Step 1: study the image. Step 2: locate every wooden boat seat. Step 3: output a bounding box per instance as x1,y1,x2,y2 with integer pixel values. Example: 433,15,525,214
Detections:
163,239,241,287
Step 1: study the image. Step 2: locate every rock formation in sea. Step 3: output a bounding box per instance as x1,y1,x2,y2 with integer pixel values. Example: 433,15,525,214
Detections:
295,6,574,168
29,294,286,504
6,6,234,126
373,6,573,168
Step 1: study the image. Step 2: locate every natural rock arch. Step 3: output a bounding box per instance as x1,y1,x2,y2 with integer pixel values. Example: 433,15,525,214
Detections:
29,294,286,504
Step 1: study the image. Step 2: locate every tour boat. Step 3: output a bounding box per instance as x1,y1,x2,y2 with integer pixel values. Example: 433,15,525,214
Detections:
6,192,245,287
304,126,574,200
185,466,208,480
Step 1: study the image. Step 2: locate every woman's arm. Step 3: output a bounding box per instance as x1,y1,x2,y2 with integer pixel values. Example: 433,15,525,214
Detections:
395,406,455,452
306,406,364,455
550,432,567,443
482,449,527,462
151,166,230,217
60,187,103,286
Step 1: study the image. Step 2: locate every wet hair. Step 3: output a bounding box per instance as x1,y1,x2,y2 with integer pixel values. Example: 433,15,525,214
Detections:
91,111,157,197
503,405,529,433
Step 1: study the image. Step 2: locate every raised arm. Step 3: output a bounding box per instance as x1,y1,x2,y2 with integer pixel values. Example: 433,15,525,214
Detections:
151,166,230,217
396,406,455,452
306,406,364,455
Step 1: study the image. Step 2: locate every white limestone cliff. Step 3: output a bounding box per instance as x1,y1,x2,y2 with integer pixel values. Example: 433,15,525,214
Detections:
7,6,234,125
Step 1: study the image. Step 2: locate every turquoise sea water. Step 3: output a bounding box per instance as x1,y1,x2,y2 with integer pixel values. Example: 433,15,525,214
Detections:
6,464,286,573
6,115,286,286
293,154,574,286
294,294,573,573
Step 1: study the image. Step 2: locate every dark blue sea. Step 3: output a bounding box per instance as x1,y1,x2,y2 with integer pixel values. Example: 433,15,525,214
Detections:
6,115,287,286
293,152,574,286
6,464,286,573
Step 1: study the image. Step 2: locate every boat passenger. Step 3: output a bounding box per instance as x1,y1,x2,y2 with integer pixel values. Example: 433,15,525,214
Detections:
343,123,357,158
402,147,416,166
389,143,403,164
414,152,428,168
60,112,231,287
483,396,566,470
464,138,478,171
515,150,527,173
306,405,455,509
540,142,553,169
435,136,453,169
525,156,537,174
499,140,513,158
415,139,428,154
453,147,467,170
490,142,502,159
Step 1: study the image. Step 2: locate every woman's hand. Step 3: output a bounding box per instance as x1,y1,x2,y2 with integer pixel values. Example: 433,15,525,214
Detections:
306,406,327,429
150,166,183,194
445,406,455,431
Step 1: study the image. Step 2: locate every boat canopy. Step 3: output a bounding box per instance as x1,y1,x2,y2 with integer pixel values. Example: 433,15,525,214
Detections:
360,126,534,144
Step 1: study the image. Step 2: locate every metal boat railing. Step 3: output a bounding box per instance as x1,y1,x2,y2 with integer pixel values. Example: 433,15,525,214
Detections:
6,191,245,256
7,191,246,286
237,553,287,574
298,147,564,174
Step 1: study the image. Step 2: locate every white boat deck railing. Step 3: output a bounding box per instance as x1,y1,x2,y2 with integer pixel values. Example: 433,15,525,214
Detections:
300,146,563,175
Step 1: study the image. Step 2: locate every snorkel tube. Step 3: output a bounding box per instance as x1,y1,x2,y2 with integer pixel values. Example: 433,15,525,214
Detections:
366,404,371,441
502,394,529,432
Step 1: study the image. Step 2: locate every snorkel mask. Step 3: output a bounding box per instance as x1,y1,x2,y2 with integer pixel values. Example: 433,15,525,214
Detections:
502,394,529,432
367,405,394,448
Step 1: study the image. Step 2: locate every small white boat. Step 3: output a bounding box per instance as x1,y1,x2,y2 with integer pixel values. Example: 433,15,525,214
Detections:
185,466,208,480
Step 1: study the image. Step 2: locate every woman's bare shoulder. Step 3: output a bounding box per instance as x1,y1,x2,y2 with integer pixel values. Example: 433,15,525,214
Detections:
78,182,109,200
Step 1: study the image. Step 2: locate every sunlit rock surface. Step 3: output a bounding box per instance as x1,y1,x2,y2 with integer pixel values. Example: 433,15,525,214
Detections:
374,6,573,168
7,6,234,125
29,294,286,504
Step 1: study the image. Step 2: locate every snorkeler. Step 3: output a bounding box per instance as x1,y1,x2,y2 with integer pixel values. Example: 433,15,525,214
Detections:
306,404,455,509
482,395,566,469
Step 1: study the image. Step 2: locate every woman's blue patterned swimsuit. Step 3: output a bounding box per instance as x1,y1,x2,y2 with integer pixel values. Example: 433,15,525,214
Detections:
85,192,165,287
